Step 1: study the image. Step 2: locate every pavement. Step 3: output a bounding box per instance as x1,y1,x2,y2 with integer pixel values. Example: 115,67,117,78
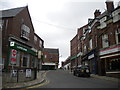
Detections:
2,70,47,89
2,70,120,89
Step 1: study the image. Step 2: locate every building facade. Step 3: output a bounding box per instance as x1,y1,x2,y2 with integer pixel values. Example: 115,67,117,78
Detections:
70,1,120,77
42,48,59,70
61,56,71,70
1,6,44,72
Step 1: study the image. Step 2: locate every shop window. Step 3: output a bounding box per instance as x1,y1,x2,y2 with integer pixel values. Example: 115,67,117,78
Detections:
21,24,30,40
22,53,30,67
116,28,120,44
102,34,109,48
16,51,20,66
108,59,120,71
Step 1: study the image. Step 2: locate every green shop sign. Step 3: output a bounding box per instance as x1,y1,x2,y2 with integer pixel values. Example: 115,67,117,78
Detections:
70,56,77,60
10,42,37,56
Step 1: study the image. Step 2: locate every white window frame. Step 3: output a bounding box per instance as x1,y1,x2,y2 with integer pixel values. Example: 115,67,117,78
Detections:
102,34,109,48
116,28,120,44
34,35,37,44
89,39,92,50
21,24,30,40
39,40,42,48
0,19,4,29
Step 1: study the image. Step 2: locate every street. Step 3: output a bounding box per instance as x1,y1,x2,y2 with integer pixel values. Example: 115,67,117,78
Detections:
36,70,119,88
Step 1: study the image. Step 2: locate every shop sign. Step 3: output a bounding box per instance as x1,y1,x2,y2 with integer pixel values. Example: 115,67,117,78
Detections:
38,51,42,59
88,54,94,59
70,56,77,60
11,49,17,65
10,42,36,56
16,46,27,52
99,46,120,56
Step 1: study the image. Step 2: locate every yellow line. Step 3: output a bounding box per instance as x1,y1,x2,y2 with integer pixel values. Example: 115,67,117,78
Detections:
24,71,49,89
26,79,50,89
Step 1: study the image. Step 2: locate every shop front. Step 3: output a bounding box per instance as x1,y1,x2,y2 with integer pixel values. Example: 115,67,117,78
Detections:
81,54,88,65
99,45,120,77
9,41,37,69
88,49,97,74
70,55,77,72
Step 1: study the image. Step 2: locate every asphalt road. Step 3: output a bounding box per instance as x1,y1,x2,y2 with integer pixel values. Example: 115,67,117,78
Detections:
38,70,119,88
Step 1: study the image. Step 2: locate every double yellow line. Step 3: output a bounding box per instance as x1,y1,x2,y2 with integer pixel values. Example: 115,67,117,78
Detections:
20,71,50,90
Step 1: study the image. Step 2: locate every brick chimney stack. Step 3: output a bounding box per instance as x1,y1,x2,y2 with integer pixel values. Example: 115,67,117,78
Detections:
105,0,114,13
94,9,101,18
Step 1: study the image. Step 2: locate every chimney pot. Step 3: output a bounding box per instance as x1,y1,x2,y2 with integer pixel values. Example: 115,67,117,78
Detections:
94,9,101,18
105,0,114,13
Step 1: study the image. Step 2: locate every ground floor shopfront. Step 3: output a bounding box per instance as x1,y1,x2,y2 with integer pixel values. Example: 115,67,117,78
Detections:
42,63,58,70
99,45,120,78
2,40,39,82
8,41,37,69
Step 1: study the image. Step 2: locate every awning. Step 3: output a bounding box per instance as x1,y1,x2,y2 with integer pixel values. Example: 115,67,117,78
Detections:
70,56,77,60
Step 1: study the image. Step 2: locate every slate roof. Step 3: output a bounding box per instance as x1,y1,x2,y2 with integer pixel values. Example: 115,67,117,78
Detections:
44,48,59,54
0,6,26,18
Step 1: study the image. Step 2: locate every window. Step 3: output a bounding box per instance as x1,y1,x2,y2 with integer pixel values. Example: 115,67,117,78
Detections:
102,34,109,48
88,26,91,33
0,19,4,29
21,24,30,40
34,35,37,44
89,39,92,50
84,45,87,54
21,53,30,67
39,40,42,48
99,16,107,29
116,28,120,44
83,28,86,39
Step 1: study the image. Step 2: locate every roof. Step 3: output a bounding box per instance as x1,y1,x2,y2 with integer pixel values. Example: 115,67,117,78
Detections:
44,48,59,54
0,6,26,18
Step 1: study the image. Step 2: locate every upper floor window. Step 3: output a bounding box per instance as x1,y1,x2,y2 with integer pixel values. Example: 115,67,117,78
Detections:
84,45,87,54
88,26,91,33
34,35,37,44
89,39,92,50
21,24,30,40
116,28,120,44
102,34,109,48
99,16,107,29
39,40,42,48
83,28,87,39
0,19,4,29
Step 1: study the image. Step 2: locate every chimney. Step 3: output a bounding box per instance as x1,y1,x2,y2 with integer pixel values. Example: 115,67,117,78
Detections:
105,0,114,13
94,9,101,18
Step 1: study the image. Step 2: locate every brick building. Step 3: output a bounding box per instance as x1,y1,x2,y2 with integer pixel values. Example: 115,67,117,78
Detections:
70,35,78,71
70,1,120,77
0,6,44,72
42,48,59,70
61,56,71,70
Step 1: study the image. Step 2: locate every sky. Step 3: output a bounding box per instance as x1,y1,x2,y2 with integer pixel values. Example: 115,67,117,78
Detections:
0,0,119,67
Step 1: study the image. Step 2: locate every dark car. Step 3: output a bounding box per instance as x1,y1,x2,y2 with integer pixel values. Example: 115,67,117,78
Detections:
73,65,90,77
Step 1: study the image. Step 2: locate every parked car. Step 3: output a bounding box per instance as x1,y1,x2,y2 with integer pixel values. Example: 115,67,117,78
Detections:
73,65,90,77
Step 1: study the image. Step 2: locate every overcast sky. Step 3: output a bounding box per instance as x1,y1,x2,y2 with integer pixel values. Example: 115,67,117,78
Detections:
0,0,119,67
